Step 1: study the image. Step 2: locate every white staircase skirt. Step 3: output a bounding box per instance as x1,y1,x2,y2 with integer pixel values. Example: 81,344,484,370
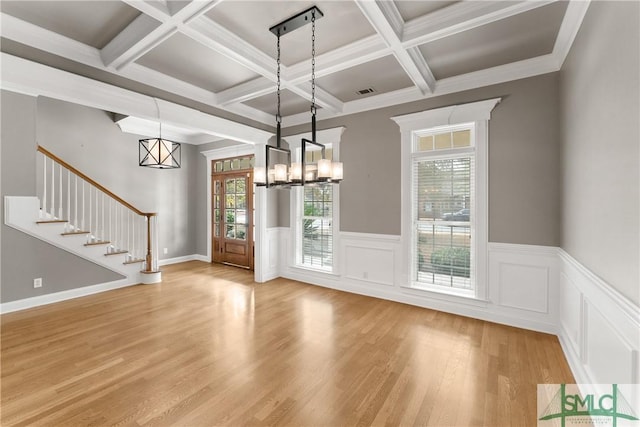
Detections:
4,196,158,285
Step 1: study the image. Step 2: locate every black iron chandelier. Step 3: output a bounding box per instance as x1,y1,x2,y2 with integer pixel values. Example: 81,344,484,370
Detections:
254,6,343,187
139,98,181,169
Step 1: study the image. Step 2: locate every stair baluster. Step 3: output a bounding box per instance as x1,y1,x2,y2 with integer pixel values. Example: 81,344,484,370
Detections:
36,145,158,275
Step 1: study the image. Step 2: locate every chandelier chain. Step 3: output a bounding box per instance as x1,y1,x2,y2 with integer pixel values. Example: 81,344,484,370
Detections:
277,34,282,124
311,12,316,115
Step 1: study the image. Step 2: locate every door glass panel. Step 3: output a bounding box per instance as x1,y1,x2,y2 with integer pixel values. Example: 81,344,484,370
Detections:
236,209,247,224
214,195,220,209
226,224,235,239
226,178,235,194
214,209,220,223
226,194,235,209
226,210,235,224
214,224,220,237
236,194,246,209
236,178,246,194
236,225,247,240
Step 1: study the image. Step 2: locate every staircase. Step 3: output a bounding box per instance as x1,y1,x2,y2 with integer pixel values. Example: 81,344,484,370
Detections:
4,146,161,285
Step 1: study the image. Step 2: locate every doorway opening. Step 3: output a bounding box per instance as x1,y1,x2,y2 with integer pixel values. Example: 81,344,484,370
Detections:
211,156,254,270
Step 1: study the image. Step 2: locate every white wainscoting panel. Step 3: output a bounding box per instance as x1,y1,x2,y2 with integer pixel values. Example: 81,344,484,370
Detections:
558,249,640,385
260,227,282,282
488,243,559,330
340,232,400,287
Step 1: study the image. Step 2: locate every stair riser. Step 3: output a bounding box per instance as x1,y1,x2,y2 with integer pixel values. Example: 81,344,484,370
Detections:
5,196,145,281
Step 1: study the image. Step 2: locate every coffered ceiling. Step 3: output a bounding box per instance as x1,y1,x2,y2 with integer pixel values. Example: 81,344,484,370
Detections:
1,0,589,129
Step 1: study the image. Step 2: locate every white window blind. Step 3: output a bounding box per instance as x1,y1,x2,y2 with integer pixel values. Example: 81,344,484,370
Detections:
413,126,475,290
301,183,333,269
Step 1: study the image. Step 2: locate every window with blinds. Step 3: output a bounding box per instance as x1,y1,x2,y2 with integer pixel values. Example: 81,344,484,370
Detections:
301,183,333,269
413,125,475,290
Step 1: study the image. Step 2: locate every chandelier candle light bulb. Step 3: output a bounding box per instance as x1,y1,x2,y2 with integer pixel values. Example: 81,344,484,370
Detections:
317,158,332,180
291,162,302,182
274,164,288,183
331,162,343,181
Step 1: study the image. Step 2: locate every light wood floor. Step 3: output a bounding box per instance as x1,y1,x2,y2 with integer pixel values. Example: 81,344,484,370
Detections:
1,261,574,426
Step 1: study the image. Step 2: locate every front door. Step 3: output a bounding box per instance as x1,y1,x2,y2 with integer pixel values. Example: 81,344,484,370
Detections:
212,172,253,269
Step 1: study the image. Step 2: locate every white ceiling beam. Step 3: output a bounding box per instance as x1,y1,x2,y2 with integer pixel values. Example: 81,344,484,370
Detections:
183,15,342,113
183,16,275,79
216,78,274,106
217,35,390,106
0,13,273,126
101,0,223,70
0,53,272,144
100,14,173,70
286,34,390,85
288,83,344,113
552,0,591,68
284,53,560,127
121,0,171,21
355,0,435,94
402,0,557,48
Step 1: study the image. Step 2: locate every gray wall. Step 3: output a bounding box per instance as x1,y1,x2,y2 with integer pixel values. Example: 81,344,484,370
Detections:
284,73,562,246
560,1,639,305
1,91,199,303
1,91,122,303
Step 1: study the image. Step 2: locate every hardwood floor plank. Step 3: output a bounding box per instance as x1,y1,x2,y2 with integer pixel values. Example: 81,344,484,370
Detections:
1,261,575,426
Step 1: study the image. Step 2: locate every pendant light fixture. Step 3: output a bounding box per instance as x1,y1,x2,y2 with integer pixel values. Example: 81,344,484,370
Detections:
139,98,181,169
254,6,343,187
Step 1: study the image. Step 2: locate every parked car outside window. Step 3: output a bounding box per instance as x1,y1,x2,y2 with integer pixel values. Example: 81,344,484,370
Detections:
442,208,470,221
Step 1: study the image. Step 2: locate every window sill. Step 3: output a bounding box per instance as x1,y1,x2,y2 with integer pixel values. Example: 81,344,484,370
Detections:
403,282,489,306
291,264,338,277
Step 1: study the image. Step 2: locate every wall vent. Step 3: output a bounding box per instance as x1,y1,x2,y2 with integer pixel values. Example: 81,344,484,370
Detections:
356,87,375,95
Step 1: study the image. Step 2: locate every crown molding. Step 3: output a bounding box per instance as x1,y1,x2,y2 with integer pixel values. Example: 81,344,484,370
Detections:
116,116,226,145
552,0,592,69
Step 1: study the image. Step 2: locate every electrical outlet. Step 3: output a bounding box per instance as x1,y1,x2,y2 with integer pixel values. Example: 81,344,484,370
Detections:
33,278,43,288
163,248,168,255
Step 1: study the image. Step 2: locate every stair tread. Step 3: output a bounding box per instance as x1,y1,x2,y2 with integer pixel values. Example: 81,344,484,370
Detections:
123,258,145,265
105,251,128,256
84,241,111,246
36,219,68,224
61,231,91,236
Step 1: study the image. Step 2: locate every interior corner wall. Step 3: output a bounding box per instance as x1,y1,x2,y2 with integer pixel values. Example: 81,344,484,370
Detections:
1,90,122,303
283,73,562,246
560,0,640,306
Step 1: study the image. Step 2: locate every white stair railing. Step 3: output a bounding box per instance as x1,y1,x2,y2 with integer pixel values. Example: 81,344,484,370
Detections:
36,146,159,273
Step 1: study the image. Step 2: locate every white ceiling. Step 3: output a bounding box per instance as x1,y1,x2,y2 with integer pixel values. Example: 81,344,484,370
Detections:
0,0,588,129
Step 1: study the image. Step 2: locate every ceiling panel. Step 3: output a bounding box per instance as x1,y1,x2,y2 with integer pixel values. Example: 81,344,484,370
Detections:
315,55,413,102
136,32,261,92
395,1,460,22
244,89,312,117
419,1,569,79
0,1,141,49
206,0,375,66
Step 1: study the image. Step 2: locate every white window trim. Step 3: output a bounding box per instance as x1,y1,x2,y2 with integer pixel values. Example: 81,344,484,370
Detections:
392,98,500,300
284,127,345,275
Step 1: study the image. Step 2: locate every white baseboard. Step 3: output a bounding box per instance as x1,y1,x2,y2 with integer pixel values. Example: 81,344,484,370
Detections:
0,278,138,314
2,255,209,314
158,254,209,266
